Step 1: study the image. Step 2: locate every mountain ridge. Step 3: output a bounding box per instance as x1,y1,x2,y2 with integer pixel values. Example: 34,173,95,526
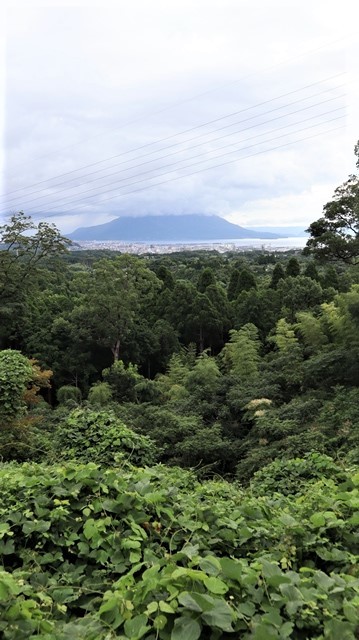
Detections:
68,214,284,241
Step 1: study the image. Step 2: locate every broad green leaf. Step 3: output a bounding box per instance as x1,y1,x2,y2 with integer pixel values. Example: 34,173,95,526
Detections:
343,602,358,623
261,560,281,577
0,523,11,538
159,600,176,614
252,622,279,640
171,615,201,640
0,581,9,600
83,518,97,540
201,599,233,632
324,618,356,640
219,557,242,581
237,602,256,618
154,614,167,630
199,555,221,576
146,602,158,615
124,614,150,639
178,592,203,612
313,571,335,592
203,576,228,594
310,513,326,527
182,544,199,559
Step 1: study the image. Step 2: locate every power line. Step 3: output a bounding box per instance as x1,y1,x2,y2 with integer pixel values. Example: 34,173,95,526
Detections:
7,33,351,171
2,73,345,202
28,115,345,218
17,104,345,214
1,84,345,209
1,82,344,212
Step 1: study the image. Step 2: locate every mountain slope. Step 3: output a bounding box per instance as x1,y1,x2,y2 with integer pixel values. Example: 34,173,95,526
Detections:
69,214,281,241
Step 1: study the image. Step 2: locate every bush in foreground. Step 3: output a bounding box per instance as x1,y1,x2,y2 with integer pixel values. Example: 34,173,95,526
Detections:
0,459,358,638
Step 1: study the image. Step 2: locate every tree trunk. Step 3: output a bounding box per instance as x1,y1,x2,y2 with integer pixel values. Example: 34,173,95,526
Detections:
111,339,120,362
199,325,204,353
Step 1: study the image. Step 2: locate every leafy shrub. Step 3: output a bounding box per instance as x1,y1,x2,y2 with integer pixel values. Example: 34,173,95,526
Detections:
250,453,348,496
0,461,358,639
102,360,142,402
56,385,82,405
0,350,32,423
52,408,156,466
0,351,52,462
87,382,112,406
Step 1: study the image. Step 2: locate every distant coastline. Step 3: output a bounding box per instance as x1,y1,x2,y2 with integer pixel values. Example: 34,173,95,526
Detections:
71,236,308,254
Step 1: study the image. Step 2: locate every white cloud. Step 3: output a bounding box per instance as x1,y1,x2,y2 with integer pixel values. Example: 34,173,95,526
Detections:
1,0,358,232
224,183,338,228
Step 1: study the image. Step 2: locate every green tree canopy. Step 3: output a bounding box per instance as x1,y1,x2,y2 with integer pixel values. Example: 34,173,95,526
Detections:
305,142,359,264
0,211,71,301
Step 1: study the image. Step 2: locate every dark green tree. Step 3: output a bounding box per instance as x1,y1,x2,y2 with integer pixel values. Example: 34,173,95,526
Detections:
270,263,286,288
197,267,216,292
286,257,301,277
156,265,175,290
321,265,340,290
227,268,240,301
277,276,323,322
73,256,160,362
304,261,319,281
305,142,359,264
0,212,71,302
237,268,257,293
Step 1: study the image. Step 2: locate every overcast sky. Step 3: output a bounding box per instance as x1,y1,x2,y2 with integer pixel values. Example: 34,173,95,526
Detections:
1,0,358,233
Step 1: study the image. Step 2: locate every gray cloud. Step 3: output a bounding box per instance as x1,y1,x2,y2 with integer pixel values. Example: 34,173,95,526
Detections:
1,0,357,233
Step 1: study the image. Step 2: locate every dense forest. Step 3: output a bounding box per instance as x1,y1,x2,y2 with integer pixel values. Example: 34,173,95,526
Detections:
0,146,358,638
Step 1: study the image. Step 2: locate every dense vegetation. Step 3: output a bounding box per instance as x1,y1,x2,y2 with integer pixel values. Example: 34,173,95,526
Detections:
0,145,358,637
0,459,358,639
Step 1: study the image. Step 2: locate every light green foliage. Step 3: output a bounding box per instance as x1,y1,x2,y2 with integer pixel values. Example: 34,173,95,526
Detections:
221,323,261,381
295,311,328,353
52,408,156,466
103,359,142,403
0,350,33,423
315,387,359,464
250,453,347,496
0,461,357,638
56,385,82,406
87,382,113,406
270,318,298,351
155,352,191,403
185,352,221,400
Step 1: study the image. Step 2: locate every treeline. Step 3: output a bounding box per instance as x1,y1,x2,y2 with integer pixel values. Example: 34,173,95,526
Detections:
1,213,358,479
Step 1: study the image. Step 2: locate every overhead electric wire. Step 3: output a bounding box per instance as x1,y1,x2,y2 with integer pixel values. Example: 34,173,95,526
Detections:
27,114,345,218
16,103,345,215
1,84,345,210
8,33,351,171
57,124,346,214
1,72,345,203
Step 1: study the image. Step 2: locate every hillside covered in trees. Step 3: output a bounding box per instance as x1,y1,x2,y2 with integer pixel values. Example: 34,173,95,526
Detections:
0,144,358,638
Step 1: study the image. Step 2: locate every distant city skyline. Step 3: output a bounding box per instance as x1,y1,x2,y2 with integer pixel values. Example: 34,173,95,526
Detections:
1,1,358,233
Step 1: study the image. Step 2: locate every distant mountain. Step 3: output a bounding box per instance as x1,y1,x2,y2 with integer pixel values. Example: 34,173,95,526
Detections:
249,226,308,237
68,214,282,241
